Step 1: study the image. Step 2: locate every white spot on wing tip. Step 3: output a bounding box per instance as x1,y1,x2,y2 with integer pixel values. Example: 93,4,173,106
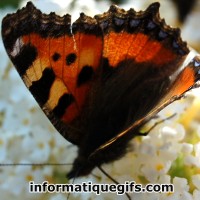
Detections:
10,37,24,57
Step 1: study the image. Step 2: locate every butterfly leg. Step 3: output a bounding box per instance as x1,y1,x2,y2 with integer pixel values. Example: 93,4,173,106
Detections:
137,113,177,136
98,166,132,200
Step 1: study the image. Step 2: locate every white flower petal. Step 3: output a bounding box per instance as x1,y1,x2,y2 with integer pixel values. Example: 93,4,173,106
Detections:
181,143,193,155
193,189,200,200
192,174,200,190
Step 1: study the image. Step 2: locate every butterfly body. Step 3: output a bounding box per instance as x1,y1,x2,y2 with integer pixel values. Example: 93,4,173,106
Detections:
2,2,200,178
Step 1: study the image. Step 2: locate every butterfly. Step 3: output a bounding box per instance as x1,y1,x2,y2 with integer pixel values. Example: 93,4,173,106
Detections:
2,1,200,179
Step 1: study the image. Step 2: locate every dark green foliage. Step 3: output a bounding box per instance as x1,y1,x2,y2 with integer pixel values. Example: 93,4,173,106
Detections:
0,0,20,8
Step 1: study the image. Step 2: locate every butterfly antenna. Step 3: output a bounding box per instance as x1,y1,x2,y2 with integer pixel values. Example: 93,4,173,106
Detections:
97,166,131,200
138,113,177,136
0,163,73,166
66,166,82,200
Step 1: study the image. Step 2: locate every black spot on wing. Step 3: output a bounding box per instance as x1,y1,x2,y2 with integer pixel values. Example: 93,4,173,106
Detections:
77,65,94,87
12,44,37,76
53,93,75,118
29,68,55,106
52,52,61,61
66,53,77,65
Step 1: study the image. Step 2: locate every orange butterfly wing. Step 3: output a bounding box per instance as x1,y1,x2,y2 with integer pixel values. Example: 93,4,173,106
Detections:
86,4,200,156
2,3,102,145
2,2,200,178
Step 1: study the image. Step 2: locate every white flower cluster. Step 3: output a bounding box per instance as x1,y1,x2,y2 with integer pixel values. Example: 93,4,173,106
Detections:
0,0,200,200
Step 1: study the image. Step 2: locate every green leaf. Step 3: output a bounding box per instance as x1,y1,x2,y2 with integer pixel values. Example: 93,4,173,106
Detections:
0,0,20,8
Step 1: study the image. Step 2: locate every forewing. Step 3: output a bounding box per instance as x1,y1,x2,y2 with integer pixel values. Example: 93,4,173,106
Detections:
1,2,103,145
